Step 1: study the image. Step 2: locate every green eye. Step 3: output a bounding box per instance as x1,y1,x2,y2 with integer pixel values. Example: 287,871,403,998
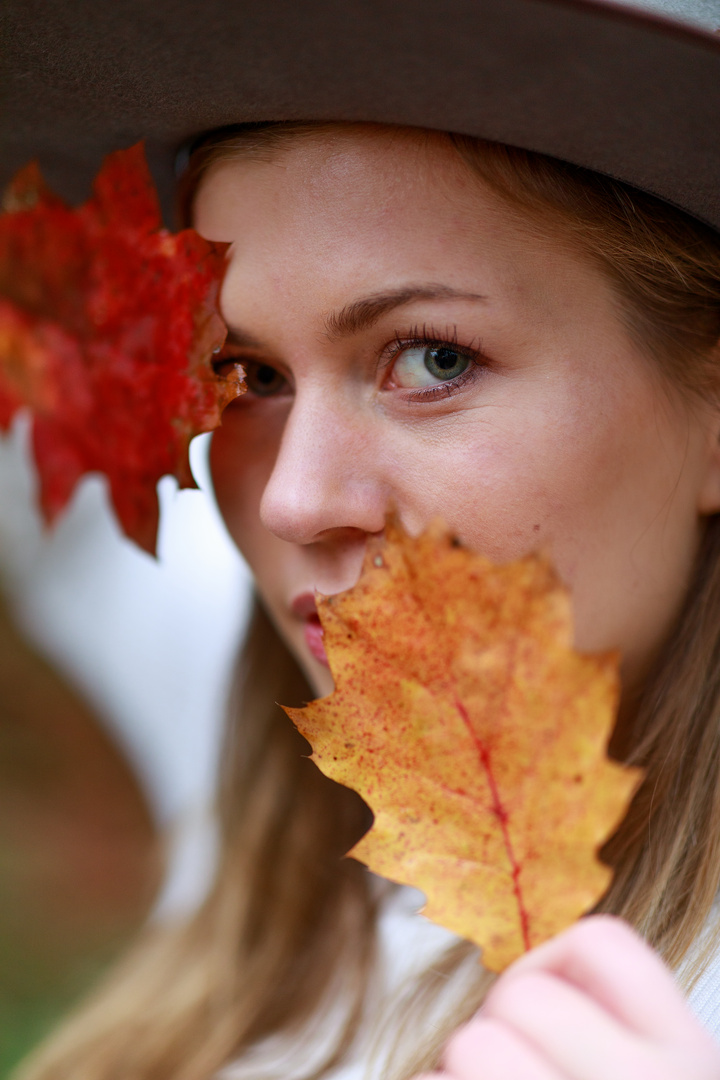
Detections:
245,361,289,397
393,345,471,388
424,347,469,380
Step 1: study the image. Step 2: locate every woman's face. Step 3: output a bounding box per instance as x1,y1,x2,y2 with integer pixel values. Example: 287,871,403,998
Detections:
194,128,720,703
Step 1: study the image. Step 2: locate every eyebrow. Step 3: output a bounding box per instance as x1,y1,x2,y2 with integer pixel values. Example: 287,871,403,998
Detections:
324,285,487,339
224,284,488,350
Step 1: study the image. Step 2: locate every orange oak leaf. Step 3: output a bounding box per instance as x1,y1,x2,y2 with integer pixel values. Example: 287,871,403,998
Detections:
0,143,244,553
285,520,641,972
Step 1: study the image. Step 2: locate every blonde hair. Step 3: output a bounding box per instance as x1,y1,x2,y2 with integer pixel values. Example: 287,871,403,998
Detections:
16,123,720,1080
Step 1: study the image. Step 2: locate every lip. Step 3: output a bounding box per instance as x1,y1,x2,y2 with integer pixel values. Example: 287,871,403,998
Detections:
291,591,329,666
291,592,320,619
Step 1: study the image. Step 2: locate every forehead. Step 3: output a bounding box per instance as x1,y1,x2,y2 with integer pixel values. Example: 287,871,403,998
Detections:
191,126,614,341
193,127,500,242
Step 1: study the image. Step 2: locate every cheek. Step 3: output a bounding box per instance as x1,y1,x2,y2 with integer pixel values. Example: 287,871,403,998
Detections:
448,380,702,691
392,376,674,609
392,404,583,563
208,407,282,559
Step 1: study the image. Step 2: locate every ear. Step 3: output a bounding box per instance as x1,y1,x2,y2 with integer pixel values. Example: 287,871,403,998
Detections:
696,400,720,515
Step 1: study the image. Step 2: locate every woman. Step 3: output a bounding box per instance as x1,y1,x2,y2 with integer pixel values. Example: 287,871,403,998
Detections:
8,1,720,1079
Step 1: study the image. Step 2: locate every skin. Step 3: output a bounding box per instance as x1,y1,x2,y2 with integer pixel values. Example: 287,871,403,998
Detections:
194,126,720,1078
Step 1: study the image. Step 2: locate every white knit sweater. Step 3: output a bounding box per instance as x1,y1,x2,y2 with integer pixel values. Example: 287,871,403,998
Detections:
220,884,720,1080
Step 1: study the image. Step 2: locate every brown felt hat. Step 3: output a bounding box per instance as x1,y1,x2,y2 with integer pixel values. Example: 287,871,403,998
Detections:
1,0,719,229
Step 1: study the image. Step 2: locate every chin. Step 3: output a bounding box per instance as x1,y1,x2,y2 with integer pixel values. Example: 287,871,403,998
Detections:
305,660,335,700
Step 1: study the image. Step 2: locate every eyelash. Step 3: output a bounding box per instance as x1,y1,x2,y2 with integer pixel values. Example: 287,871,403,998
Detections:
212,324,486,402
382,324,485,402
211,347,247,377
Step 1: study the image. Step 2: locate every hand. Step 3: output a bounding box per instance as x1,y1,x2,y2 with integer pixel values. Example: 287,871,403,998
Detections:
415,915,720,1079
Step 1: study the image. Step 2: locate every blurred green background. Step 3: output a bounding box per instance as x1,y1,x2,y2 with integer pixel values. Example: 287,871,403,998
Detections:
0,596,160,1077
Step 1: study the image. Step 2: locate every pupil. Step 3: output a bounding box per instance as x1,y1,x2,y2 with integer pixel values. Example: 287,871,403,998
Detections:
257,365,277,385
433,348,458,371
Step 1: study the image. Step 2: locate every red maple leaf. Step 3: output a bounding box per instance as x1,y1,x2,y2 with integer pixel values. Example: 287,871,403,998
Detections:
0,143,244,553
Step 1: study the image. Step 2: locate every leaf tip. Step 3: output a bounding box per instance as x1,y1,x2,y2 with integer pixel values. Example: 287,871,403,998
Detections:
2,161,62,214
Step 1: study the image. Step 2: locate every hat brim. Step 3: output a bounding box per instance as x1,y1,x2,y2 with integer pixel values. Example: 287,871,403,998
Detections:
1,0,719,230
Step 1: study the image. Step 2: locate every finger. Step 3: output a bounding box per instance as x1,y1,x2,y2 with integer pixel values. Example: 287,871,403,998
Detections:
484,968,652,1080
443,1016,570,1080
498,915,699,1043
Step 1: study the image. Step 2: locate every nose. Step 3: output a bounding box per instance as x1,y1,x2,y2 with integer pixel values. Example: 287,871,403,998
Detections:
259,388,390,545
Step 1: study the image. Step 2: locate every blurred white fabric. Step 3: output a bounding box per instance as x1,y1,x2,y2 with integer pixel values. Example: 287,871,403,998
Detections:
0,416,252,915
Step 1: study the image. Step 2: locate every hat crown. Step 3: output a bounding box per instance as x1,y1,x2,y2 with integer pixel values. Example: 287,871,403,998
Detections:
2,0,719,230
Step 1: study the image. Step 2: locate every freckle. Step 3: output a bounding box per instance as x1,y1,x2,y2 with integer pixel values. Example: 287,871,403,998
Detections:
533,524,540,532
